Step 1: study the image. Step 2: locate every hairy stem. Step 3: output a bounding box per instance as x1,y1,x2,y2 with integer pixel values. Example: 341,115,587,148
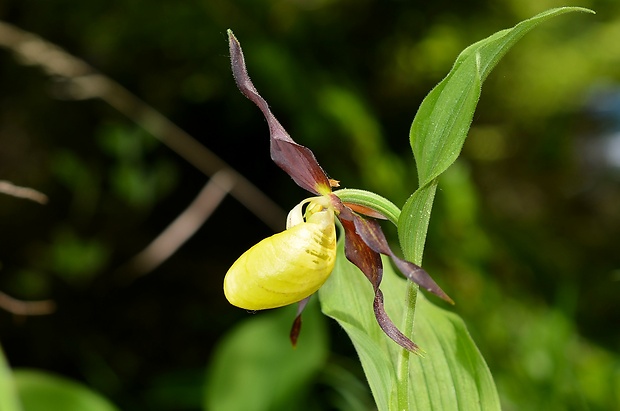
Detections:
396,281,419,410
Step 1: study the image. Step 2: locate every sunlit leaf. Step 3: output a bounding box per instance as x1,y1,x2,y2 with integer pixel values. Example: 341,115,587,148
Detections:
386,7,595,411
204,301,328,411
319,240,500,411
400,7,594,262
410,7,594,188
13,369,119,411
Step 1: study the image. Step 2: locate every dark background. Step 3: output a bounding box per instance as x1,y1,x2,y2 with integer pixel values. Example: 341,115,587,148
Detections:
0,1,618,410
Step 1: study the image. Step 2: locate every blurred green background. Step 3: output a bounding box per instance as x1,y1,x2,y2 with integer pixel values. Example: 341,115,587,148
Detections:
0,0,618,410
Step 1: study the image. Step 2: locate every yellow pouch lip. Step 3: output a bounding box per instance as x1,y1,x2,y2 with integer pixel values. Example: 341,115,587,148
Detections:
224,196,337,311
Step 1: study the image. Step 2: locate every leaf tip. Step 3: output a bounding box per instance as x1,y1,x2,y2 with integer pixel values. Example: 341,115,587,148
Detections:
573,7,596,15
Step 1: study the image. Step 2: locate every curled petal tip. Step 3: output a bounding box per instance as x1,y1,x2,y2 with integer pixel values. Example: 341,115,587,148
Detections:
228,29,263,107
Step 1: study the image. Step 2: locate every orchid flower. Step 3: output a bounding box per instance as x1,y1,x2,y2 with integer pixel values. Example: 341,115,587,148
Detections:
224,30,453,352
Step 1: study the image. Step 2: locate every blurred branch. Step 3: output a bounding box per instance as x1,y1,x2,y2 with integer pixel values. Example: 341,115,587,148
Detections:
0,290,56,316
125,170,234,276
0,21,286,231
0,180,48,204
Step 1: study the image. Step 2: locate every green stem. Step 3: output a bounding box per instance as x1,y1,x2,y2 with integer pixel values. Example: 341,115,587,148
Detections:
394,180,438,409
396,281,419,410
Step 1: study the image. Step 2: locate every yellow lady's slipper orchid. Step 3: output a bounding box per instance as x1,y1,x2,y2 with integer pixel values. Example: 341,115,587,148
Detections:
224,197,336,310
227,30,452,350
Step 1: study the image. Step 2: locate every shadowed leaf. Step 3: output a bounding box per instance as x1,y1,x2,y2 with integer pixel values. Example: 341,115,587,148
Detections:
205,302,328,411
0,346,21,411
13,369,120,411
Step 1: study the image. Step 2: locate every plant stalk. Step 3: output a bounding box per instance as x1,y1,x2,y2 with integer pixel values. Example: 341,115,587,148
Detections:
396,281,419,410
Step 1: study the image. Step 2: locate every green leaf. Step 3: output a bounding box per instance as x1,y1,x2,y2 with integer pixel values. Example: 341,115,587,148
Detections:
13,369,119,411
204,301,328,411
387,7,595,411
410,6,593,188
400,6,594,263
407,294,500,410
397,180,438,263
319,240,500,411
0,346,22,411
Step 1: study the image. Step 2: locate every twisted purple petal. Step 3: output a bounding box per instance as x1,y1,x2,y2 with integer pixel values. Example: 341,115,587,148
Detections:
228,30,331,194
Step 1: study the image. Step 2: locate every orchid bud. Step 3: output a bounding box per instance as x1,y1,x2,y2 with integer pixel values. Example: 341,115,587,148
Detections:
223,198,337,310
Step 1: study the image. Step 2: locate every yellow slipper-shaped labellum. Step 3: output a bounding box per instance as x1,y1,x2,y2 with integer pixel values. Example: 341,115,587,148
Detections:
224,199,337,310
